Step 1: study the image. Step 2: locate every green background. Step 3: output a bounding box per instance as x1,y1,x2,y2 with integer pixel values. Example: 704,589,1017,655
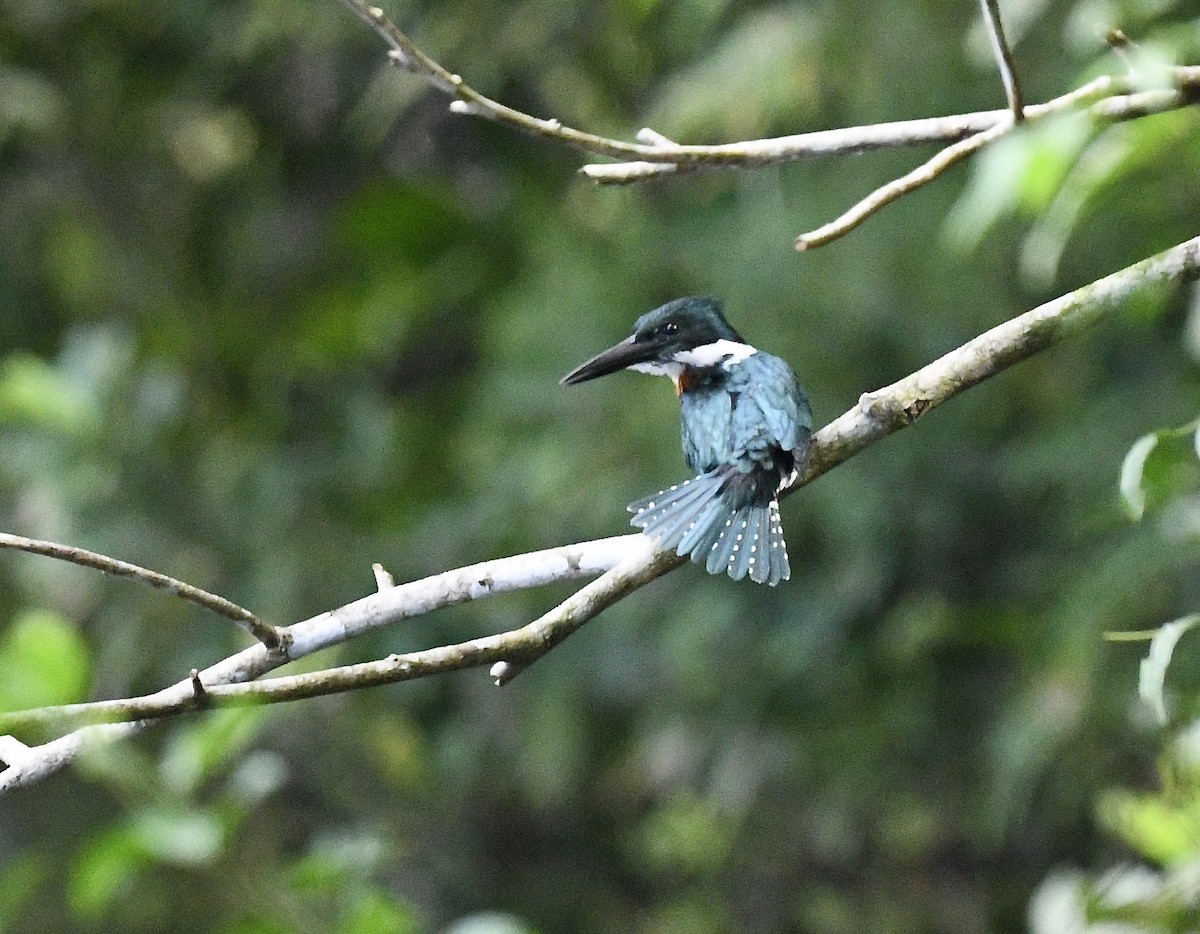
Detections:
2,0,1200,930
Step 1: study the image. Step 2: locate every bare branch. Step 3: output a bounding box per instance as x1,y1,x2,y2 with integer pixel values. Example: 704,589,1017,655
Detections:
579,69,1200,183
0,534,646,789
0,537,674,732
0,532,285,649
4,235,1198,768
335,0,1200,185
334,0,650,160
787,234,1200,486
796,120,1012,251
978,0,1025,121
795,71,1200,250
333,0,1199,255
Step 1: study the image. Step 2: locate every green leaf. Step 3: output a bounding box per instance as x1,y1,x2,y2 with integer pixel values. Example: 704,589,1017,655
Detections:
0,353,95,433
1098,786,1200,866
68,827,149,922
1119,420,1200,520
941,114,1092,254
1120,432,1160,520
1138,614,1200,725
0,609,92,711
342,890,420,934
158,707,270,795
128,805,224,867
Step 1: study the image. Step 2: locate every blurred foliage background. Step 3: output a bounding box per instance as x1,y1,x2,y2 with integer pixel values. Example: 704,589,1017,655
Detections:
1,0,1200,930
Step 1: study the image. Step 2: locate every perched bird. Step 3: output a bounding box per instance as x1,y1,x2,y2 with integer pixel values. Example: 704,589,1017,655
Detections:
562,296,812,585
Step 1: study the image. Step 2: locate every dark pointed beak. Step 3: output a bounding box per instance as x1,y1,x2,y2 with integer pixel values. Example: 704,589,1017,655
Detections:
561,335,658,385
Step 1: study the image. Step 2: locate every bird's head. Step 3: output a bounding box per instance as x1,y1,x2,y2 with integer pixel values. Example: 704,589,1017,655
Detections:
561,296,746,386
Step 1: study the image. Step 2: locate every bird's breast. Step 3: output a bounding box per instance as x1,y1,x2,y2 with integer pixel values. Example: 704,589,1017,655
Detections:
679,385,735,473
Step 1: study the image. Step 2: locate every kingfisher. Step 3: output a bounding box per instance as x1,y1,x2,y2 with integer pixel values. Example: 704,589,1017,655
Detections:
562,296,812,586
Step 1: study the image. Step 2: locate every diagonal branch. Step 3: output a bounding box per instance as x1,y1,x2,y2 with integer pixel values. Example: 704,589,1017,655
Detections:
796,120,1012,251
0,534,644,789
335,0,649,160
3,234,1197,776
788,234,1200,484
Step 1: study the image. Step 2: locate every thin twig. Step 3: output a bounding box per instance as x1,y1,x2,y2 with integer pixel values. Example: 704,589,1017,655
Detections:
796,120,1012,251
0,532,285,650
335,0,649,160
4,235,1199,749
794,72,1200,251
582,69,1200,183
335,0,1200,182
979,0,1025,121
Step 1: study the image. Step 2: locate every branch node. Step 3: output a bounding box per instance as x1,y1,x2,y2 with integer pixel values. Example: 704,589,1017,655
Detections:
490,661,514,685
636,127,676,147
858,389,890,420
580,161,678,184
0,532,285,650
373,563,396,591
190,670,207,704
0,736,32,767
449,99,487,117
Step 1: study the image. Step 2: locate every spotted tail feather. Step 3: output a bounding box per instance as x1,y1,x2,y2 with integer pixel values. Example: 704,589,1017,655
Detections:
628,478,791,586
628,475,725,552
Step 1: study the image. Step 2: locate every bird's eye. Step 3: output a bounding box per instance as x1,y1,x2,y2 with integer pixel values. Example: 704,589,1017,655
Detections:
663,322,679,335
